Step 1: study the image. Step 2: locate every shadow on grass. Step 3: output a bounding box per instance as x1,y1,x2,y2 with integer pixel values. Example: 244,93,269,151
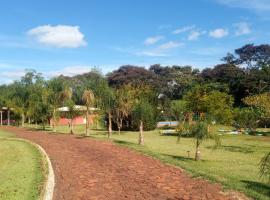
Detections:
162,153,194,162
114,140,136,146
241,180,270,197
25,127,52,132
207,145,255,154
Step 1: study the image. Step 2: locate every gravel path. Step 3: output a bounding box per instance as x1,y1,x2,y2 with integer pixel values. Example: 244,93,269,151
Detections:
3,127,244,200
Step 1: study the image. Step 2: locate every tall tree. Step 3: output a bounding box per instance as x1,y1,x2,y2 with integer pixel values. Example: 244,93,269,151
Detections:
47,77,67,132
95,79,115,138
82,90,95,136
132,101,155,145
113,84,134,134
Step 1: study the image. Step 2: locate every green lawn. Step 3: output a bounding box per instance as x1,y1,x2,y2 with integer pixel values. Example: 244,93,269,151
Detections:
47,124,270,200
0,129,45,200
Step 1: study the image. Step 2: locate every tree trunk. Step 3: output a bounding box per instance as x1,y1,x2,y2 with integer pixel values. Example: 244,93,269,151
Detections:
108,112,112,138
21,113,25,127
53,108,57,132
138,120,144,145
70,119,74,134
195,139,201,161
42,120,45,130
85,107,89,136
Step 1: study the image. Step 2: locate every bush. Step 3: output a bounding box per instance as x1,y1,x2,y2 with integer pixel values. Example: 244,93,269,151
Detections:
234,108,259,134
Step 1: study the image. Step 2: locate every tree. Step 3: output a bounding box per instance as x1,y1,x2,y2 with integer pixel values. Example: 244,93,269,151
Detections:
201,64,245,105
28,81,50,129
82,90,95,136
132,101,155,145
59,87,77,134
259,152,270,184
204,91,234,125
170,100,188,121
47,77,67,132
175,113,190,143
65,100,80,134
190,121,210,161
243,93,270,124
107,65,157,88
95,79,115,138
233,108,259,133
234,44,270,69
113,85,134,134
183,85,208,116
8,70,43,127
150,64,199,99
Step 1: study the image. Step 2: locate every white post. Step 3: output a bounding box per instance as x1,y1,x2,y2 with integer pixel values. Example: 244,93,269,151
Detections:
7,110,10,126
0,111,2,126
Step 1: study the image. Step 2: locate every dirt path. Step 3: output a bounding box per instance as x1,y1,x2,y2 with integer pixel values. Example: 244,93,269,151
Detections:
3,127,244,200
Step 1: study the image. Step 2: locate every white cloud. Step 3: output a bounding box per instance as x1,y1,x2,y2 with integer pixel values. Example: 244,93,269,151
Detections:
27,25,87,48
234,22,251,36
214,0,270,12
158,41,184,49
0,69,25,84
188,31,201,41
209,28,229,38
46,66,92,77
144,35,164,45
172,25,195,34
135,51,168,57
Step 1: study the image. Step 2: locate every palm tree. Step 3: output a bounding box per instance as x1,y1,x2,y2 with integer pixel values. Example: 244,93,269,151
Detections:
82,90,95,136
190,121,210,161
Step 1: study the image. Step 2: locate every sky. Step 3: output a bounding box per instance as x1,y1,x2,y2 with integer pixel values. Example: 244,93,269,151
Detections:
0,0,270,83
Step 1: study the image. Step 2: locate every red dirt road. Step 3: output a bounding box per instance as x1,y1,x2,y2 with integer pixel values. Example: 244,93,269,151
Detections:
4,127,245,200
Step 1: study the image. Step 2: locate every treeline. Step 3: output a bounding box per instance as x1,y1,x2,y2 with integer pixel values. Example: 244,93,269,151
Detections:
0,44,269,136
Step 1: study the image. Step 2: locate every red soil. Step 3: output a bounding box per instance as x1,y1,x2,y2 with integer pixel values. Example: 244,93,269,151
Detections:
3,127,247,200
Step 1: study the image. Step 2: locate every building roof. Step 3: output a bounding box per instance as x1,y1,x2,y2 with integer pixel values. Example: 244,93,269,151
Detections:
57,105,99,112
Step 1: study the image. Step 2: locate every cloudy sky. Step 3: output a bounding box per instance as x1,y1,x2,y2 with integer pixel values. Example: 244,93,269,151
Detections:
0,0,270,83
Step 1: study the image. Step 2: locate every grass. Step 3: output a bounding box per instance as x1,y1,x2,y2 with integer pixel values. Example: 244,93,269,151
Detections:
0,129,45,200
27,124,270,200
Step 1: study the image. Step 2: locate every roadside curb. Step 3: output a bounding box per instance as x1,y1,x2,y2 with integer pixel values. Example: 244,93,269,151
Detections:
6,138,55,200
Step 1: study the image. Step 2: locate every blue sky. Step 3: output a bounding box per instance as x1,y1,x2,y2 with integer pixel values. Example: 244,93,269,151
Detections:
0,0,270,83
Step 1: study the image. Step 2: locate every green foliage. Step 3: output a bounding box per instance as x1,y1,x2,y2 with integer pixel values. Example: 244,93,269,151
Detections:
0,43,270,132
183,85,234,124
190,121,209,145
170,100,188,121
132,101,156,131
204,91,234,124
183,85,207,113
234,107,259,133
244,93,270,124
